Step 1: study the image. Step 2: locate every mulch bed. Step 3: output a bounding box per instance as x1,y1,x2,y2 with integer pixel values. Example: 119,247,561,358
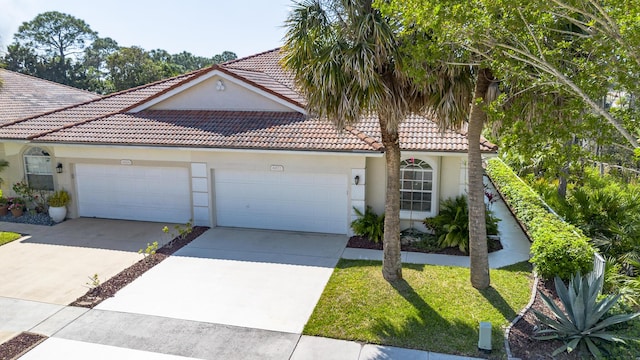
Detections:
0,332,46,360
69,226,208,308
508,279,586,360
347,235,503,256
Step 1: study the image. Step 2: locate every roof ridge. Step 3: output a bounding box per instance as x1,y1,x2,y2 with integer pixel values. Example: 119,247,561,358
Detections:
0,68,100,97
222,48,281,66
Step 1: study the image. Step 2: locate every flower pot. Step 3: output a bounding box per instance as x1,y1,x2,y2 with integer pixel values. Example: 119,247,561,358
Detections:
11,208,23,217
0,205,8,216
48,206,67,223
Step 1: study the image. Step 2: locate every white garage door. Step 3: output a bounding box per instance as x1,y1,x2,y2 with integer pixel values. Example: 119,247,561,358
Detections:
76,164,191,223
215,170,348,234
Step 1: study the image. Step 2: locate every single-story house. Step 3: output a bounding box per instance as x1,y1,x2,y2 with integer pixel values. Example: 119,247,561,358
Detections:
0,49,496,234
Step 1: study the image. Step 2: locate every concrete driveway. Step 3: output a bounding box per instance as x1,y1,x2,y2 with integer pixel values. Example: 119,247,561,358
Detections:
94,227,348,333
0,218,171,305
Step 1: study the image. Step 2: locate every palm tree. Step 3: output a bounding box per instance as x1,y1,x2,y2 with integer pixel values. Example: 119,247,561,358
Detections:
281,0,472,281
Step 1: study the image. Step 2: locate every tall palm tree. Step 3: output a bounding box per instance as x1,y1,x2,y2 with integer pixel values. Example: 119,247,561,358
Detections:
281,0,472,281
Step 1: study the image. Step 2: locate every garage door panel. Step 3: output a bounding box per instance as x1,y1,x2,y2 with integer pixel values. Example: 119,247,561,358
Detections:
76,164,191,224
215,170,347,234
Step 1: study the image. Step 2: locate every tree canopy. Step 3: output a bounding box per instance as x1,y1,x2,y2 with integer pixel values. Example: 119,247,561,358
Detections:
1,11,237,93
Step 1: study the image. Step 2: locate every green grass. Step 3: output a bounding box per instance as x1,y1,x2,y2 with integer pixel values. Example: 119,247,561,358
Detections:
305,260,533,359
0,231,21,246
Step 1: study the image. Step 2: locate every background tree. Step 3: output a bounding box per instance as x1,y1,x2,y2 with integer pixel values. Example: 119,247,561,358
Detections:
80,37,119,93
106,46,164,92
12,11,96,85
283,0,472,281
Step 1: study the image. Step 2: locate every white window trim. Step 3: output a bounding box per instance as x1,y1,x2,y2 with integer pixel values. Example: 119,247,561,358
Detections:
399,155,438,219
23,147,54,191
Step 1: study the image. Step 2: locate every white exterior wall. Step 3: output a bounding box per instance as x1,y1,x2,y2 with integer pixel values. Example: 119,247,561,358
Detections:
7,143,368,232
365,151,469,232
150,75,294,112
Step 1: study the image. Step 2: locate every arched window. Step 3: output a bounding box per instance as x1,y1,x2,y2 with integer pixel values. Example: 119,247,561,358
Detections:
400,158,433,213
23,147,54,191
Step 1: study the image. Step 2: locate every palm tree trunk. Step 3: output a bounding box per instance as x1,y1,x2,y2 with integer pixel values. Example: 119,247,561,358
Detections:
379,117,402,282
468,67,492,290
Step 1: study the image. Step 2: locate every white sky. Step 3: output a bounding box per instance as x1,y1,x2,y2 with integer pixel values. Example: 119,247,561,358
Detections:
0,0,293,58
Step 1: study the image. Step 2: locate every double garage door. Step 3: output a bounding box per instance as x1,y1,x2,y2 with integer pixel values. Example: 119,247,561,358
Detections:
215,170,348,234
75,165,348,234
75,164,191,223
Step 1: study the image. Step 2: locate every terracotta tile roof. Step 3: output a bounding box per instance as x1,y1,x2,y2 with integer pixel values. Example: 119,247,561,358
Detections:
354,114,497,153
0,48,496,154
36,110,378,151
0,69,100,125
0,70,204,140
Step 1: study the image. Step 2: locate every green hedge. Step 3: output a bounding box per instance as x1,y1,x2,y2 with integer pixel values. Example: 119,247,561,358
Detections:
486,158,594,280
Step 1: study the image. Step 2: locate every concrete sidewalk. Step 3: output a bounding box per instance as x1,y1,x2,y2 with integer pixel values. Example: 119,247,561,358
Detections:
8,297,480,360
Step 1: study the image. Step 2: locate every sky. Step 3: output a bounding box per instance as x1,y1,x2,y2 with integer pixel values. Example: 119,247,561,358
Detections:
0,0,293,59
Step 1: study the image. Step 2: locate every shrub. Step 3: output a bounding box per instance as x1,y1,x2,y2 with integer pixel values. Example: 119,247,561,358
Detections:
48,190,71,207
351,206,384,243
423,195,499,254
486,158,595,280
535,273,639,358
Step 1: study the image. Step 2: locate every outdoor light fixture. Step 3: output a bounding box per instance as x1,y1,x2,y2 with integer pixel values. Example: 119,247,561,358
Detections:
354,175,360,185
56,163,63,174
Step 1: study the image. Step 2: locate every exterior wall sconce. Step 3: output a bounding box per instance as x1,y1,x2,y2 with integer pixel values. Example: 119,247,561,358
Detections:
354,175,360,185
56,163,63,174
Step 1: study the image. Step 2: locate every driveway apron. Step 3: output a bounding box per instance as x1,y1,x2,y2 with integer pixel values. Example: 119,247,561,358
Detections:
94,227,348,334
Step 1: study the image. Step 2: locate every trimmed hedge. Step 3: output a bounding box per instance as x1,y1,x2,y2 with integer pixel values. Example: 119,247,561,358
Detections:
486,158,594,280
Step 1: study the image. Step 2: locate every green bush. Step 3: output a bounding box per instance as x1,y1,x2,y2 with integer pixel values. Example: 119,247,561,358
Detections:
486,158,594,280
351,206,384,243
423,195,499,254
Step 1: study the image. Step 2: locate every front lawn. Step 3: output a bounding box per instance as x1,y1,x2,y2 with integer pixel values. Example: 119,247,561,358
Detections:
0,231,22,246
305,260,532,358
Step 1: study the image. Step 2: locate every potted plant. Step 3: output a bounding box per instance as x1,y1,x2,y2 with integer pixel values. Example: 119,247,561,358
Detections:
8,197,25,217
48,190,70,223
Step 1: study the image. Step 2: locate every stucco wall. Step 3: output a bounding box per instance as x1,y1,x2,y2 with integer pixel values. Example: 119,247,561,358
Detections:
150,75,294,112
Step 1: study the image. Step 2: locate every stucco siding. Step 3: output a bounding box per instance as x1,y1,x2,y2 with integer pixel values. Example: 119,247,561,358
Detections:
149,75,293,112
365,156,386,215
440,155,467,201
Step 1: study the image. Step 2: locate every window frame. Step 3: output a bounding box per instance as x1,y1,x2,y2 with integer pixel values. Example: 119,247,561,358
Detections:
399,157,436,218
23,147,54,191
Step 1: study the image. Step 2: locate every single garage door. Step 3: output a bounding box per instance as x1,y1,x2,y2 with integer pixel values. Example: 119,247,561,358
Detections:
76,164,191,223
215,170,348,234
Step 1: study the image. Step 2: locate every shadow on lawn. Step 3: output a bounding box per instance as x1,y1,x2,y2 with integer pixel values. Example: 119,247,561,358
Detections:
479,286,518,321
371,278,484,357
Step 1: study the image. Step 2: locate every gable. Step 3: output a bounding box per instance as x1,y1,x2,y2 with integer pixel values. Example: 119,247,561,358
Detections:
148,74,295,112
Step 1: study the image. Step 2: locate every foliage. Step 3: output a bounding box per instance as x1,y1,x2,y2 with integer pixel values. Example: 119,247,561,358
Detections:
350,206,385,244
1,12,237,93
47,190,70,207
162,220,193,247
423,195,499,254
486,158,594,280
12,181,34,203
138,241,159,262
85,273,100,289
305,259,532,357
534,273,640,358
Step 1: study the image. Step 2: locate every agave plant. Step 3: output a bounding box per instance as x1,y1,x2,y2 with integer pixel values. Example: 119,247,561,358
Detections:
534,272,640,358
